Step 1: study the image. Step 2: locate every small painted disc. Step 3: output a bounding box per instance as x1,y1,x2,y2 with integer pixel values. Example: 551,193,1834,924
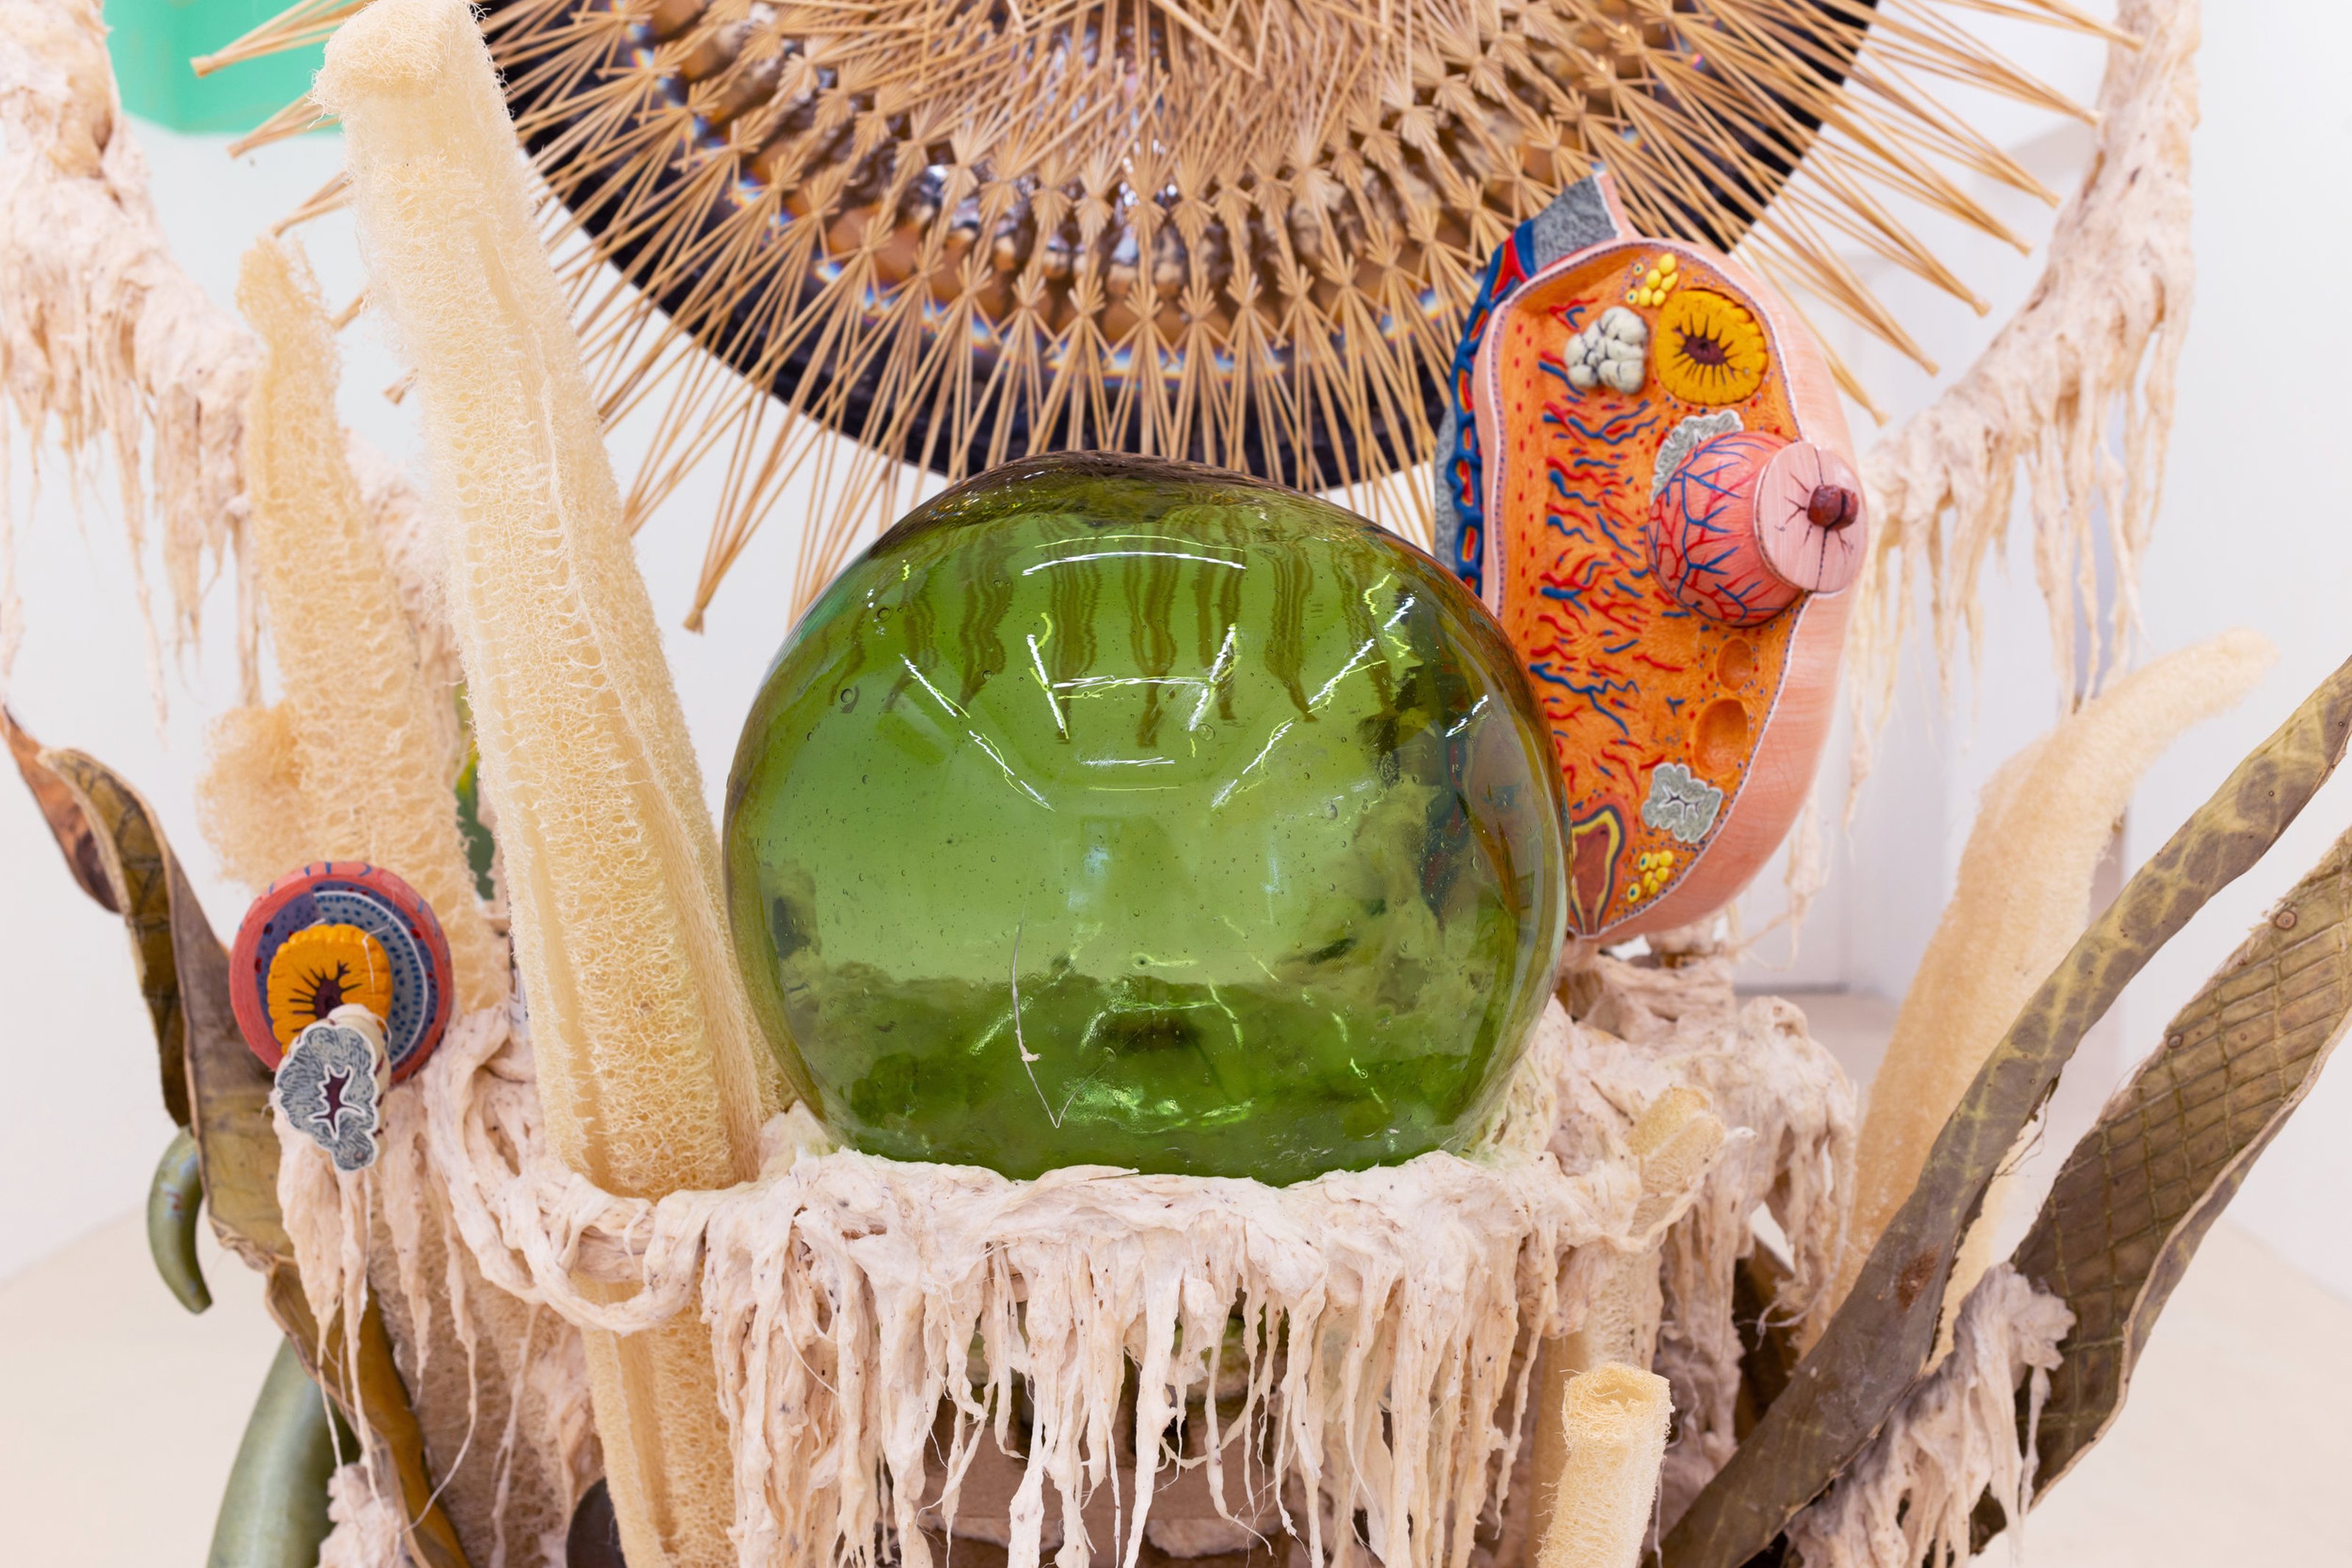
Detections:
230,862,453,1082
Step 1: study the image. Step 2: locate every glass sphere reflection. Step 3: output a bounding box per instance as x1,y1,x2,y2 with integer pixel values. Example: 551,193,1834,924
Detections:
724,455,1567,1184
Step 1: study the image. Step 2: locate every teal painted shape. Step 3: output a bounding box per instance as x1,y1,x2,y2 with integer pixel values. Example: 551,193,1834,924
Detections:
105,0,322,135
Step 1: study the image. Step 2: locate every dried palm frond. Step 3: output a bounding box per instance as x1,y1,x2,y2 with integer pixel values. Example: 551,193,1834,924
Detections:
200,0,2108,624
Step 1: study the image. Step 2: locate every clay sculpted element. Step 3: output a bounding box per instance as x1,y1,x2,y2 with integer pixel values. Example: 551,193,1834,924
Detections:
1442,175,1864,941
228,861,456,1083
725,454,1568,1184
315,1,775,1564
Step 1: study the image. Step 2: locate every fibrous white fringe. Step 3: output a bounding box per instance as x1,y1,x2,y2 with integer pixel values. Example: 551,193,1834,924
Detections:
1848,0,2198,780
270,960,1871,1568
1782,1266,2072,1568
320,1461,415,1568
279,999,1749,1568
277,1010,604,1567
0,0,249,706
0,0,451,708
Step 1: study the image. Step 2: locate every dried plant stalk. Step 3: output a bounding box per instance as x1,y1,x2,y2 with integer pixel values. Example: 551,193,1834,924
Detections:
1823,627,2276,1331
1535,1364,1673,1568
315,1,777,1562
220,236,505,1011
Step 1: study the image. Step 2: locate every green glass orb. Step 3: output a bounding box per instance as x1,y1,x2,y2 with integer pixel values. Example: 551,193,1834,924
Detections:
724,455,1567,1184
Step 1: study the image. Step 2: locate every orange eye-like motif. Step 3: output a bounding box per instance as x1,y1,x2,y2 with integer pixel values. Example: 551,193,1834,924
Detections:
265,922,393,1047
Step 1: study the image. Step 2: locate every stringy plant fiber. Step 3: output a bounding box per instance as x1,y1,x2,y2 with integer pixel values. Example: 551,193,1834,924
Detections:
320,1461,413,1568
280,1007,605,1568
0,0,450,708
1847,0,2201,780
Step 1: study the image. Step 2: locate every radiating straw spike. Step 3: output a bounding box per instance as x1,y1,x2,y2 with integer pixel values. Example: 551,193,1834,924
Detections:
218,0,2101,626
192,0,368,75
269,172,351,236
228,95,334,159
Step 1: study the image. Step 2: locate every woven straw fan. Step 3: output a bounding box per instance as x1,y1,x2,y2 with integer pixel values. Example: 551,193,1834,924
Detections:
198,0,2108,624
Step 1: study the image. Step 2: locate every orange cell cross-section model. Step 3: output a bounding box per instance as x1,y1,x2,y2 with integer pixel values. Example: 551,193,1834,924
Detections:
1438,173,1865,941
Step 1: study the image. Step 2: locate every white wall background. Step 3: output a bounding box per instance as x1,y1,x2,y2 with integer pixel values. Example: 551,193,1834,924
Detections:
5,4,2348,1294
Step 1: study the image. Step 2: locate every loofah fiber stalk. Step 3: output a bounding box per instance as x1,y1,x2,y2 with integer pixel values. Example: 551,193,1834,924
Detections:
221,237,503,1011
315,1,777,1562
1822,629,2275,1332
1534,1364,1672,1568
1526,1085,1719,1553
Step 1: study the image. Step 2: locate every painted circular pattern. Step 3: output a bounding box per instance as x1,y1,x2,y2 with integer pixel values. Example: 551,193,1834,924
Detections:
229,862,455,1082
263,924,395,1049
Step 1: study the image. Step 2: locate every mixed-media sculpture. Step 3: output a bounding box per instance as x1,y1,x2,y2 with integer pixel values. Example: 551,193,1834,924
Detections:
1441,176,1862,939
193,0,2120,623
6,3,2327,1568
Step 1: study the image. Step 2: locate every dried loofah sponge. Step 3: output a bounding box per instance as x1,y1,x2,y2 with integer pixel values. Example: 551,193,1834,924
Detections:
1536,1363,1674,1568
225,236,504,1013
196,700,311,891
314,1,776,1561
1824,628,2276,1332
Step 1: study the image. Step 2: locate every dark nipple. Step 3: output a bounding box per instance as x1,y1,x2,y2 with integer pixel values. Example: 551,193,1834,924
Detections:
1807,484,1858,531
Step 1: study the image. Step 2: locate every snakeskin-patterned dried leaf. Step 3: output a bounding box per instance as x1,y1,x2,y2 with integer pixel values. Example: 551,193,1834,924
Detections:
1,706,117,913
1663,654,2352,1568
10,727,188,1123
2015,821,2352,1493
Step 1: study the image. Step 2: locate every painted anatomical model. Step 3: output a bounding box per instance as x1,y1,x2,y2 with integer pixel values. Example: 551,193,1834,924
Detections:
1440,173,1865,941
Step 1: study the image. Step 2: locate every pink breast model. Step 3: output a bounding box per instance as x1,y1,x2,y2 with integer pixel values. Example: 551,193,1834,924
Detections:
1436,173,1865,941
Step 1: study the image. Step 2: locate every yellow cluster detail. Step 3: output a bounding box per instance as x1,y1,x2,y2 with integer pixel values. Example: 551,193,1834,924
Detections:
1654,288,1770,406
1627,849,1678,904
265,922,393,1046
1627,253,1680,309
